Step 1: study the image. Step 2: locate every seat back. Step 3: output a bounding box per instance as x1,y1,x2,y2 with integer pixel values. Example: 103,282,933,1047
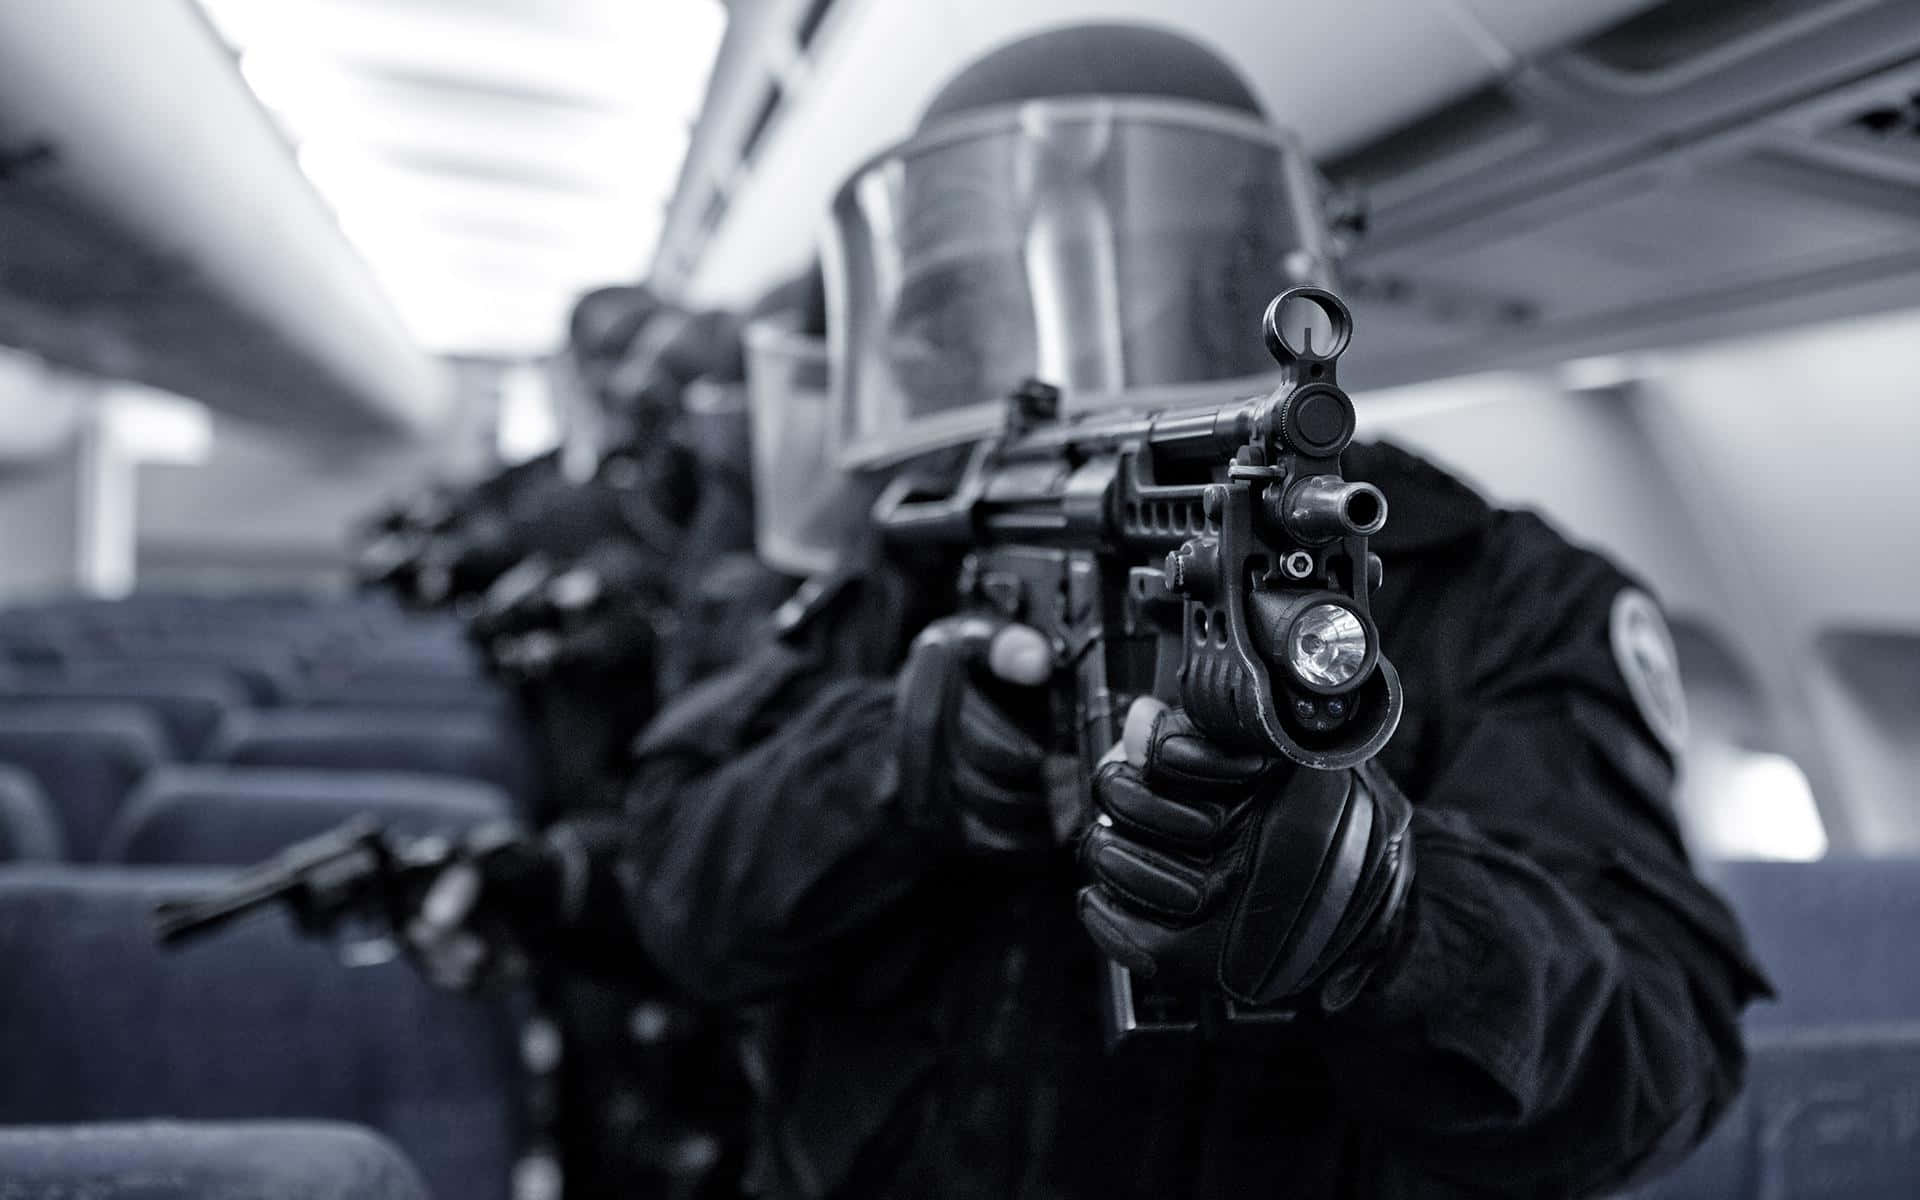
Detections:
0,703,169,859
289,671,513,719
64,651,299,706
103,766,514,865
208,709,535,810
0,763,61,861
0,1121,430,1200
1628,1027,1920,1198
0,669,247,758
1715,857,1920,1030
0,866,520,1200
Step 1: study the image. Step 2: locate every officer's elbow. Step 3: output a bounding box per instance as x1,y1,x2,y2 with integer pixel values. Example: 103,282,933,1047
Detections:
1578,956,1752,1192
1476,950,1752,1196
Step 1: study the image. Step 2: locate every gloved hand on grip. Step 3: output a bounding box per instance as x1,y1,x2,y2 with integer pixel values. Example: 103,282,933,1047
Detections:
402,824,564,991
1077,697,1416,1010
893,615,1059,857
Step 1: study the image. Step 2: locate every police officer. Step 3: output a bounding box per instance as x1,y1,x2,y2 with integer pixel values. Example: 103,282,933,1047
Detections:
401,265,835,966
478,276,828,813
349,285,661,608
348,277,653,602
402,273,836,1200
607,23,1770,1199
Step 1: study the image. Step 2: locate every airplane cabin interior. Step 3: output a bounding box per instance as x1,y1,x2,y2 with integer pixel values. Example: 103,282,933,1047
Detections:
0,1,1917,1197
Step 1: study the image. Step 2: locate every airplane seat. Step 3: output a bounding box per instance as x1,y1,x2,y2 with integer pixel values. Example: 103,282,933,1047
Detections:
1715,857,1920,1030
0,668,249,759
62,652,298,707
326,648,489,684
0,765,62,862
1624,1029,1920,1199
0,635,65,670
0,1121,430,1200
0,703,171,860
0,866,521,1200
205,709,537,812
1623,856,1920,1198
102,766,515,865
288,670,514,719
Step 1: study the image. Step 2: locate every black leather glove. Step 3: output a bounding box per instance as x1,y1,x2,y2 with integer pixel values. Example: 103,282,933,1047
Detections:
1078,698,1416,1010
403,824,565,991
468,555,557,645
893,615,1058,856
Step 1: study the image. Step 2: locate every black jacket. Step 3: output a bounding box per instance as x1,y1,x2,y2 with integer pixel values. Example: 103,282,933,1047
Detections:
614,441,1772,1199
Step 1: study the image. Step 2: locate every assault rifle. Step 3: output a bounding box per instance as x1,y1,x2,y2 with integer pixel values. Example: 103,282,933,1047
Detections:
874,286,1402,1044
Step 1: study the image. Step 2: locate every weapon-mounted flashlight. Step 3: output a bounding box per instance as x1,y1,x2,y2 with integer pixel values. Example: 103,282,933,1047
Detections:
1286,601,1369,690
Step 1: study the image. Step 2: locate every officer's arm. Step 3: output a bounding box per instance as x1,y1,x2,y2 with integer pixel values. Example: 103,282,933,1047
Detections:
1320,513,1771,1195
500,813,667,990
620,676,937,1006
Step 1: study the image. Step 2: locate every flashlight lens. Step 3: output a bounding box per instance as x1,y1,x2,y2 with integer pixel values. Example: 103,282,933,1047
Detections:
1288,603,1368,689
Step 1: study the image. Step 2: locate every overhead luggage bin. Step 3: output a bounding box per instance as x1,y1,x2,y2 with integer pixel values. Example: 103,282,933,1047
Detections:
653,0,1655,303
0,0,447,434
1326,0,1920,387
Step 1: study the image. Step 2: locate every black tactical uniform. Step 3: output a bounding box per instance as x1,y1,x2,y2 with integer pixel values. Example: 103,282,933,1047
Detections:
612,440,1771,1199
514,288,822,1200
488,300,772,818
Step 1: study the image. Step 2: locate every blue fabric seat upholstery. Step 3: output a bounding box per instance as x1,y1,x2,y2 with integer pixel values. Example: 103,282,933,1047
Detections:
0,702,170,860
1627,1028,1920,1198
0,1121,429,1200
289,671,514,719
87,650,301,707
102,766,514,865
0,866,520,1200
1713,857,1920,1031
1626,858,1920,1197
207,709,536,810
0,764,61,861
0,668,247,759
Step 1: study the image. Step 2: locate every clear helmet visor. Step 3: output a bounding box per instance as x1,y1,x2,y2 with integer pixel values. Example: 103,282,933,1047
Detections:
745,319,857,576
825,97,1335,468
556,356,612,484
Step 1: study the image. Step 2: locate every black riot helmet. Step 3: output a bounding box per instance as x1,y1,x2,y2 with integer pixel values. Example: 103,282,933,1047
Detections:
585,306,759,555
661,276,824,592
568,286,659,390
560,285,663,482
602,307,746,420
824,22,1337,469
919,23,1263,125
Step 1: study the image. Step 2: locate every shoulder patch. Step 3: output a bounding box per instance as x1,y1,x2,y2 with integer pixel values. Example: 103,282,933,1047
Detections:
1610,588,1688,756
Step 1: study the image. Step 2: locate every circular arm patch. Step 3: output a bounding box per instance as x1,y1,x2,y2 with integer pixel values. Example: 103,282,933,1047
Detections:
1610,588,1689,756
